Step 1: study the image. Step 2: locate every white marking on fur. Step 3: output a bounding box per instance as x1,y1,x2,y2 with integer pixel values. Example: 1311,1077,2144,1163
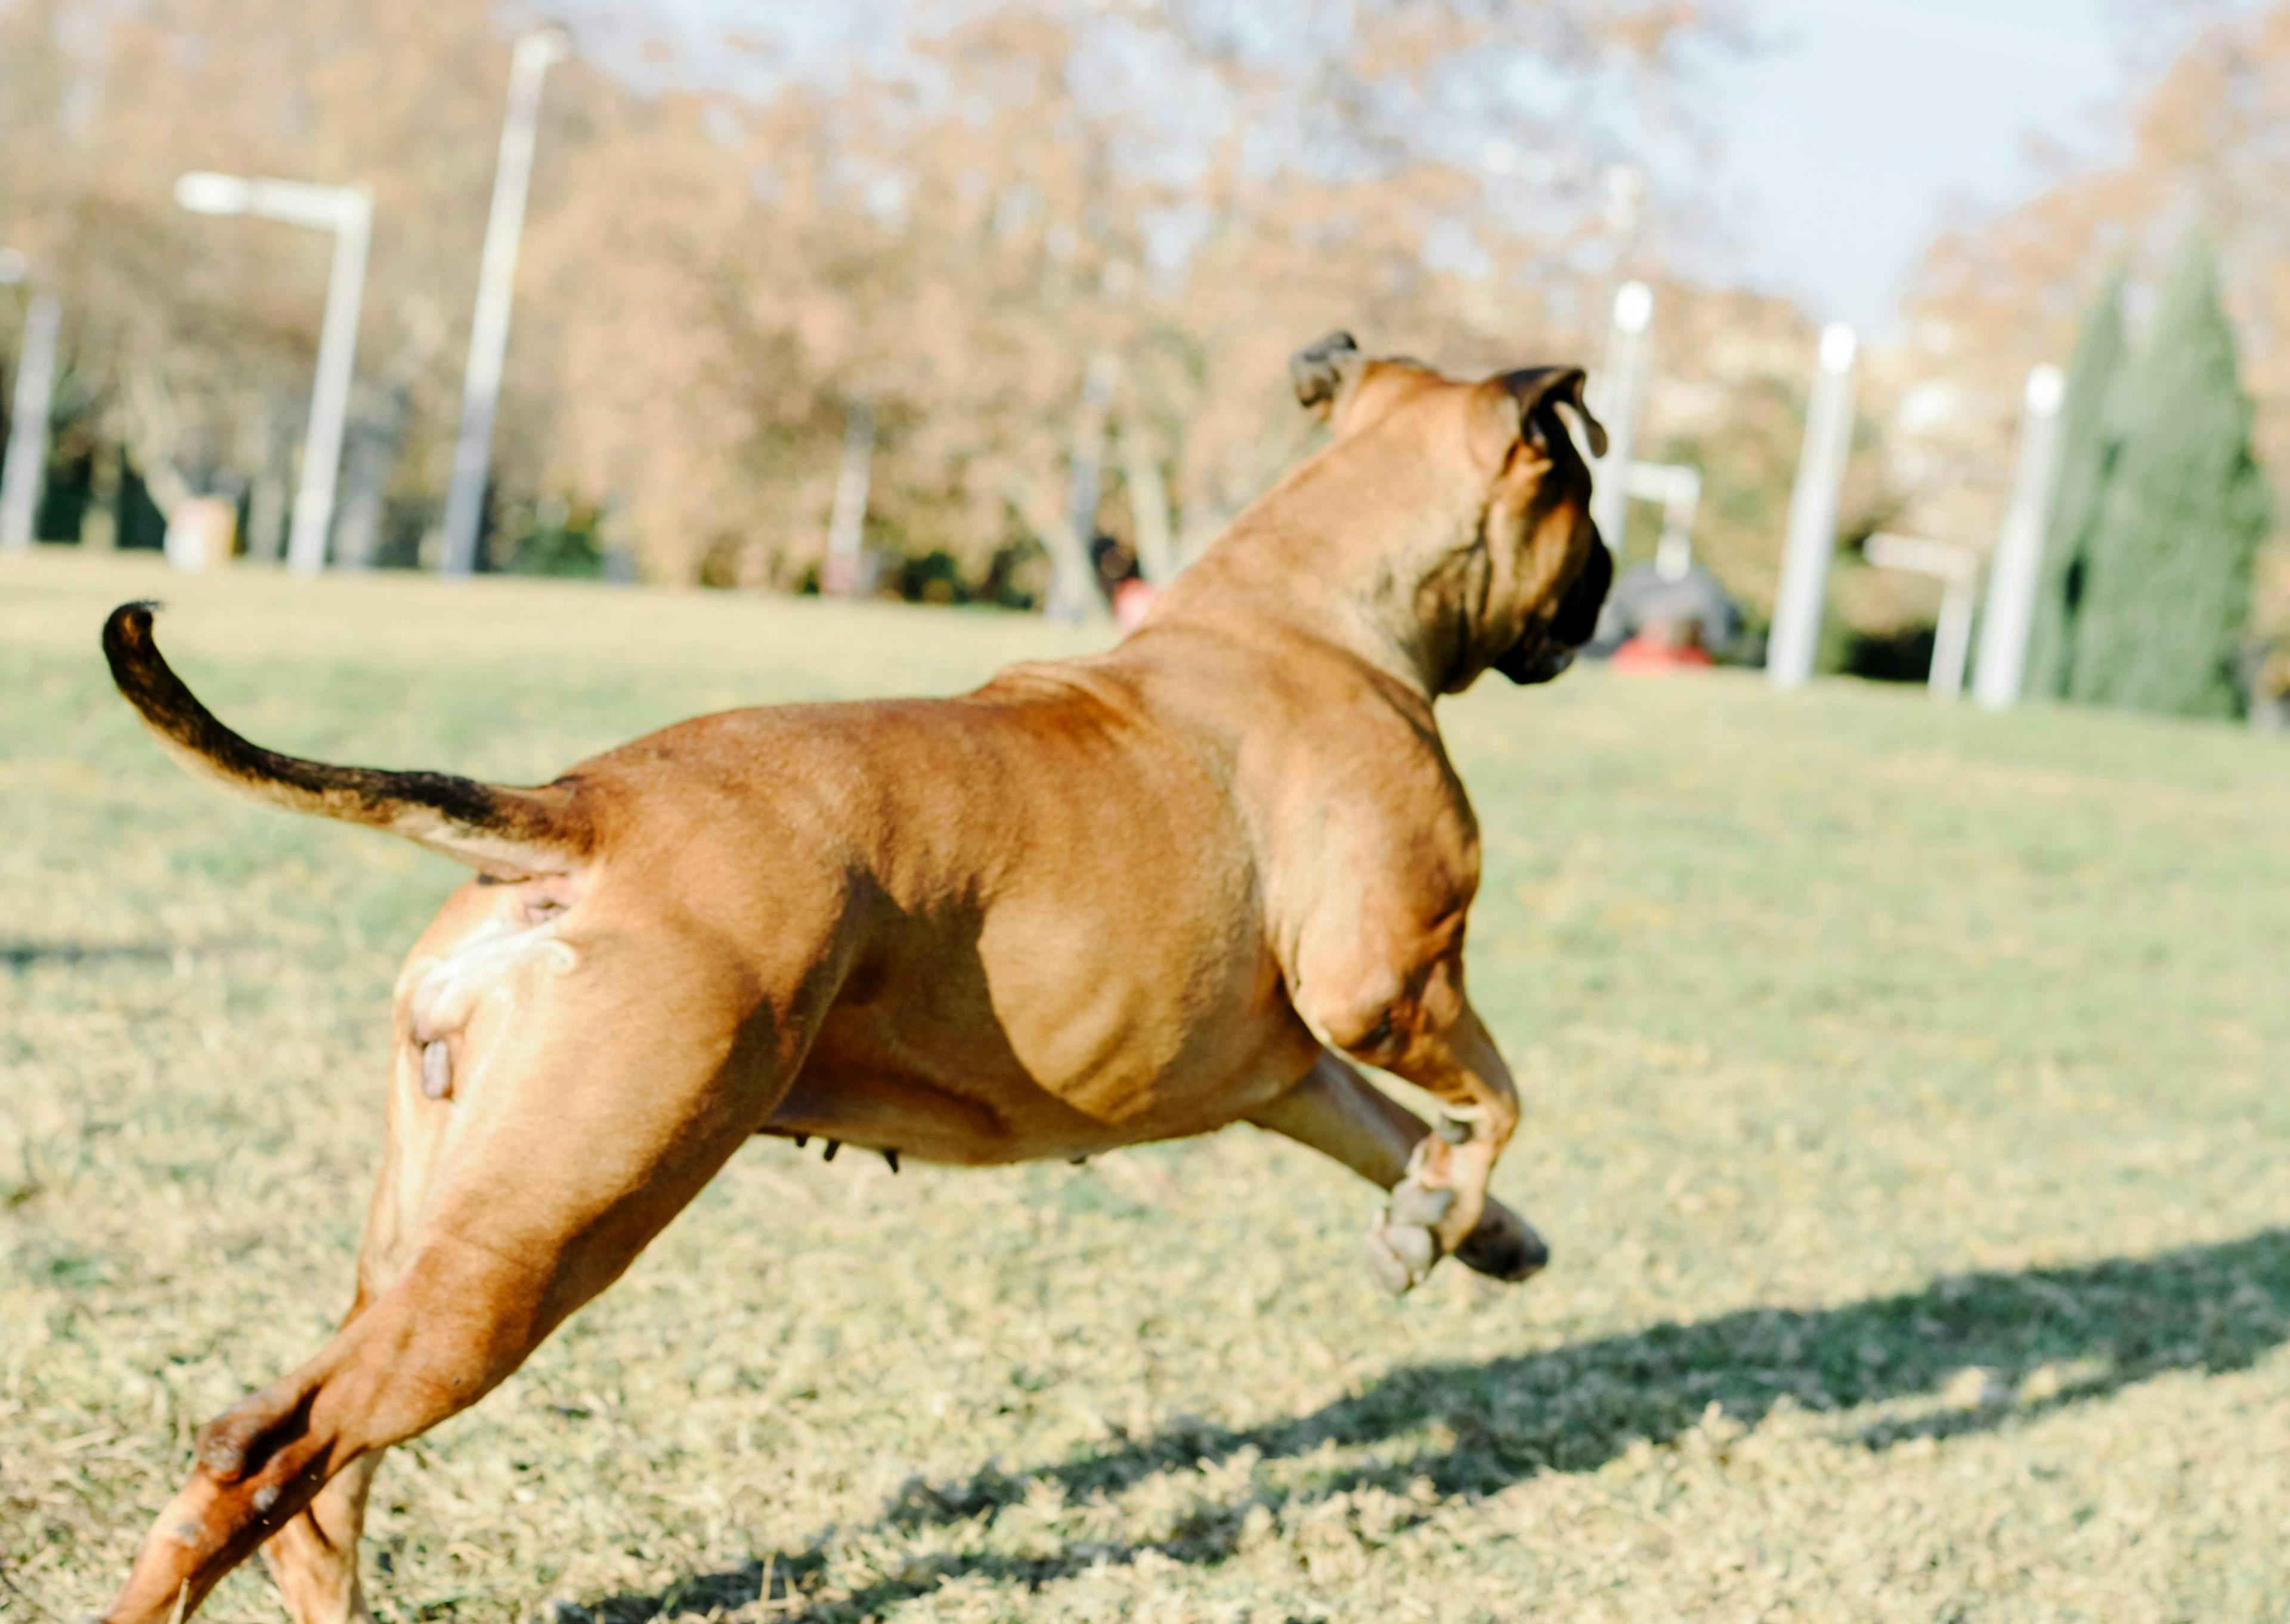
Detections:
403,913,578,1045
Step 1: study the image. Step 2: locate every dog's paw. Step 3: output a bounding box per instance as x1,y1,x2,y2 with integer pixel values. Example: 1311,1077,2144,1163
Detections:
1453,1200,1549,1283
1363,1177,1453,1296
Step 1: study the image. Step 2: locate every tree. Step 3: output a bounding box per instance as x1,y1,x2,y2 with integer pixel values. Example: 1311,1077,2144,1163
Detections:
2023,269,2128,701
2069,233,2272,719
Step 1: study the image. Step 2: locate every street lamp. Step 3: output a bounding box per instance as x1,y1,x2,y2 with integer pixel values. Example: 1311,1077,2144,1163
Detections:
1972,364,2068,710
440,27,571,579
1768,322,1860,691
176,171,373,577
1588,278,1653,558
0,249,60,554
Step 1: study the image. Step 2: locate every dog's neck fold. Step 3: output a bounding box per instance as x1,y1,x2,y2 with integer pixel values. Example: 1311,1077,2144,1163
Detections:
1162,449,1509,703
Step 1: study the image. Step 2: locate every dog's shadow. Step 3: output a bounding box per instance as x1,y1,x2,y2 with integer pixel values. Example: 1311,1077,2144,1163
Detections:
580,1226,2290,1622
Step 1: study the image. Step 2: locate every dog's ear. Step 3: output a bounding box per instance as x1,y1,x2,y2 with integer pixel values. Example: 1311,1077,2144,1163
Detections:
1503,366,1608,460
1291,331,1363,420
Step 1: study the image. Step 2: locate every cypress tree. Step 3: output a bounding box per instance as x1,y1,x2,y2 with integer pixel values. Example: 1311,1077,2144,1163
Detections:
2068,233,2272,720
2023,269,2126,700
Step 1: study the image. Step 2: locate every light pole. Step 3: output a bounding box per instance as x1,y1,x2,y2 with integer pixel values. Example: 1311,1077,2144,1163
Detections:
1768,322,1859,690
440,27,571,578
1589,279,1653,559
0,249,60,553
1972,364,2067,710
176,171,373,577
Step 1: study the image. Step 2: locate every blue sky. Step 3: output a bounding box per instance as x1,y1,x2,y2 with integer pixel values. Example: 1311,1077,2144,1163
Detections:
1704,0,2133,333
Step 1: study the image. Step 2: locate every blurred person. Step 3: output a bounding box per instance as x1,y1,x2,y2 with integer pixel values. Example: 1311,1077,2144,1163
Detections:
1592,548,1744,660
1091,531,1157,631
1611,613,1714,672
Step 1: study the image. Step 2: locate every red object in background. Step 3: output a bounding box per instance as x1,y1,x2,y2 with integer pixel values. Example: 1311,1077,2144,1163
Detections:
1112,577,1158,632
1610,633,1714,672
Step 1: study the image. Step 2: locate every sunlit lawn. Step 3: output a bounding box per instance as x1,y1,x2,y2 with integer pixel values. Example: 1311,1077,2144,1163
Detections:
5,548,2288,1623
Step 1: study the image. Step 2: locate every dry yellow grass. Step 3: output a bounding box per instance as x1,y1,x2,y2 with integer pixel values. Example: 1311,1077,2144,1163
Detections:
4,550,2288,1623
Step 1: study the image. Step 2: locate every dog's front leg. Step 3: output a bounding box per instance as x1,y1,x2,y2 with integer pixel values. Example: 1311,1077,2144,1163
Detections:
1299,951,1533,1295
1359,1002,1534,1294
1248,1048,1546,1287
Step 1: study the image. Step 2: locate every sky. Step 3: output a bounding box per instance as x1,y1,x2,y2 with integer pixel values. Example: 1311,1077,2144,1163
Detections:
1703,0,2133,335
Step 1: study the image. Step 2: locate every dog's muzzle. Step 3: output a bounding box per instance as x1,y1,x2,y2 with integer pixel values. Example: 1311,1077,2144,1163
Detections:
1494,540,1612,686
1494,637,1578,686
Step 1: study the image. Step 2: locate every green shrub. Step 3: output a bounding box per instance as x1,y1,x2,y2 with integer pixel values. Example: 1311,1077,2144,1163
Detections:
2069,234,2272,720
2024,269,2126,701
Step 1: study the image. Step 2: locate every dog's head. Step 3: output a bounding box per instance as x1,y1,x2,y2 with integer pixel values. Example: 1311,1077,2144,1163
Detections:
1290,330,1612,690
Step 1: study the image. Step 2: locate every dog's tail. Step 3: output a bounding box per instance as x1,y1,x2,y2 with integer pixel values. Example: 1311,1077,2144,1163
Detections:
103,602,587,879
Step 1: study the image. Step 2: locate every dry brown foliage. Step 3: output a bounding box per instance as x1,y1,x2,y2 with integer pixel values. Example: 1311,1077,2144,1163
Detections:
0,0,1763,587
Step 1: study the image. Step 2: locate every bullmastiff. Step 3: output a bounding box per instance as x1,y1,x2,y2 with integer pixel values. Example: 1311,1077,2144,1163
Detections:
92,332,1611,1624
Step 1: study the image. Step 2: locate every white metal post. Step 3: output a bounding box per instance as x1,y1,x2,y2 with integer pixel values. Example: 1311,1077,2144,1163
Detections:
1768,323,1859,690
0,293,60,552
1624,460,1701,579
1864,532,1982,701
1933,572,1978,699
821,401,874,596
1972,363,2067,710
441,29,570,579
1589,280,1652,558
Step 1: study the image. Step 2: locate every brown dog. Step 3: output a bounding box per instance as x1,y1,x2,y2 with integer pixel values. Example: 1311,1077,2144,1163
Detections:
92,333,1610,1624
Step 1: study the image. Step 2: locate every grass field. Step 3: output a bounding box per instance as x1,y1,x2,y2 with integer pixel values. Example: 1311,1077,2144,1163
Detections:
5,549,2289,1624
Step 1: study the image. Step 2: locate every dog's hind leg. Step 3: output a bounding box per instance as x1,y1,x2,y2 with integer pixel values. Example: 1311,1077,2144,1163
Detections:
97,923,808,1624
257,1454,379,1624
252,1018,466,1624
1248,1049,1546,1289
